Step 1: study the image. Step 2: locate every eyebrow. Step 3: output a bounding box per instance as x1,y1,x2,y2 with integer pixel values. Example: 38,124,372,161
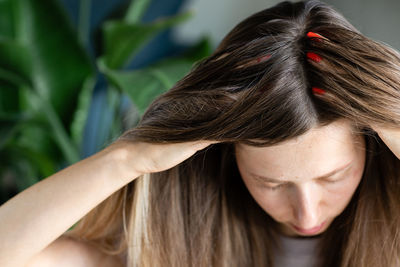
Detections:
250,161,353,184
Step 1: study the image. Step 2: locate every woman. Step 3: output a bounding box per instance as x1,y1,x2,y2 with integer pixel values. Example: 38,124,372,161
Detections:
2,0,400,266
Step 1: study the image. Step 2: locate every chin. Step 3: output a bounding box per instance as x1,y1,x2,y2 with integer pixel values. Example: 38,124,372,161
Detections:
279,219,332,237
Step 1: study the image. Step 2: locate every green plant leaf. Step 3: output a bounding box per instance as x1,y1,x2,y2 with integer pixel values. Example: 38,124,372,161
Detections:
0,82,19,114
78,0,91,48
124,0,151,24
2,142,56,179
0,0,15,39
180,37,213,62
70,76,96,149
105,87,123,143
0,112,29,149
0,39,32,87
103,10,193,69
19,88,80,164
99,57,194,114
14,119,62,167
0,143,54,196
0,0,92,169
13,0,93,127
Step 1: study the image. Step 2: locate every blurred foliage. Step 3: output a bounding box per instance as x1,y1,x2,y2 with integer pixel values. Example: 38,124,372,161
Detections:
0,0,212,203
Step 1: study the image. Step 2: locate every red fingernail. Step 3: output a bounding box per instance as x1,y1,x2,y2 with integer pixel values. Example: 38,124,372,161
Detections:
307,31,329,41
256,54,271,63
312,87,326,95
307,52,322,62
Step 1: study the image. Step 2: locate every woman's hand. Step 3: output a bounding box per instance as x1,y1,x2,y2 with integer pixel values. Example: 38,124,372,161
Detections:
371,125,400,159
109,139,219,177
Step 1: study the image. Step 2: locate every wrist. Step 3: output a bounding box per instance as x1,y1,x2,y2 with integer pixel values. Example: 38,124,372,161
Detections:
105,140,142,182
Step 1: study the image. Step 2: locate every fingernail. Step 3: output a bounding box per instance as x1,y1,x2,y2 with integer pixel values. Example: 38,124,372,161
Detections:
306,31,329,41
312,87,326,95
307,52,322,62
256,54,271,63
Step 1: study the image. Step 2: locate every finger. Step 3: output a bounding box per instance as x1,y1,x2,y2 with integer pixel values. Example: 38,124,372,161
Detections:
373,126,400,160
192,140,220,150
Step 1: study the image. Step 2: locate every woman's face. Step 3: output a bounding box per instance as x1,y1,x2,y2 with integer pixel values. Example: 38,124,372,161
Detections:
234,119,366,237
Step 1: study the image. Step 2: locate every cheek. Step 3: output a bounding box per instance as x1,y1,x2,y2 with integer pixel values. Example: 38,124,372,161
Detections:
243,181,290,219
325,167,364,209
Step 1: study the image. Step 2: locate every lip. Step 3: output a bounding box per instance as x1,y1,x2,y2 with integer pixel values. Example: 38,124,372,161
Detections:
291,220,326,235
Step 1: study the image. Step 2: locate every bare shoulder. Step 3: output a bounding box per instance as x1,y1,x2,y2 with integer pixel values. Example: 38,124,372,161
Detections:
26,236,124,267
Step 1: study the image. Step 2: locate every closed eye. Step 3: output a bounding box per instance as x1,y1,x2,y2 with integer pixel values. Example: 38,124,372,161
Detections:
262,182,289,191
322,178,342,183
262,177,344,191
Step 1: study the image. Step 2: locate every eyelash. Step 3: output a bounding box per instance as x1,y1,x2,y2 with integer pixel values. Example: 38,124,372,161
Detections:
323,178,341,184
265,184,286,191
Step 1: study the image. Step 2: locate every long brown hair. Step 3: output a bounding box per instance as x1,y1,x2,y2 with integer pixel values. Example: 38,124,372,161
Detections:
65,1,400,266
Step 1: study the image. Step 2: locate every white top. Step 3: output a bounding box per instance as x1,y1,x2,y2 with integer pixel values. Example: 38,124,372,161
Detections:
273,234,322,267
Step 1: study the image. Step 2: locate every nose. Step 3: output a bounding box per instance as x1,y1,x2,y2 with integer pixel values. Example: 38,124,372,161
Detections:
291,183,321,229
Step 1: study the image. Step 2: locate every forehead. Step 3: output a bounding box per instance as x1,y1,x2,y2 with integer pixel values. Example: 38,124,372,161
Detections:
234,120,361,179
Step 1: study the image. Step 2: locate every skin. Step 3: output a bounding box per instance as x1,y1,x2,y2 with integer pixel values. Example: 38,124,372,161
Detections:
234,119,367,237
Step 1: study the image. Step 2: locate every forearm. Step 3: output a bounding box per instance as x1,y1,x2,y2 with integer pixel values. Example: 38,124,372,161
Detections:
0,143,139,267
